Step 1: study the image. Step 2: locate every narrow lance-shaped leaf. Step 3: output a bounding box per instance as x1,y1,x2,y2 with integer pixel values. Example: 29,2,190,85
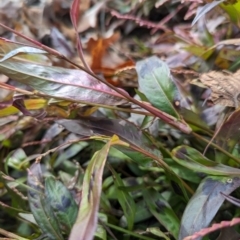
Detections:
191,0,225,26
136,56,180,118
57,117,162,160
69,137,114,240
27,163,64,240
0,59,128,105
179,176,240,240
57,117,189,200
0,46,47,62
172,145,240,176
111,167,136,231
0,38,49,63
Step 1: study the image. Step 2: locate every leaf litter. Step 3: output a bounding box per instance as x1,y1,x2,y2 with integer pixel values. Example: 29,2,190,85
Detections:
2,1,240,240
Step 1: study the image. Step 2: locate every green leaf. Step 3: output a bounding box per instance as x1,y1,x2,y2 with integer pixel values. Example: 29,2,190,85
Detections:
136,56,180,118
27,163,64,240
143,189,180,239
69,137,113,240
111,167,136,231
179,176,240,239
146,227,170,240
45,176,78,234
221,1,240,24
172,145,240,176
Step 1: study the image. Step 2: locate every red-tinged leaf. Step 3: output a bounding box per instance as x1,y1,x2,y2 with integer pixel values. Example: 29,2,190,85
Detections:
179,176,240,240
69,137,113,240
0,60,128,105
71,0,80,26
56,117,162,160
57,117,190,200
183,218,240,240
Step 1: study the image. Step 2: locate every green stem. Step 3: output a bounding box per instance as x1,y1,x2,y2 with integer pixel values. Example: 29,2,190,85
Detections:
105,223,156,240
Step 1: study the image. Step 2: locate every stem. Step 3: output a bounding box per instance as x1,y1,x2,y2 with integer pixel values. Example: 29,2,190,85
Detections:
0,23,191,134
192,132,240,164
105,223,156,240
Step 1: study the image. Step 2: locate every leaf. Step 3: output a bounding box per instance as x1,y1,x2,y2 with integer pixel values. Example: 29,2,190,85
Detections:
45,176,78,234
69,137,113,240
192,0,225,26
143,189,180,239
179,176,240,240
221,1,240,24
198,70,240,108
0,60,128,105
110,167,136,230
56,117,162,160
0,99,47,117
57,118,189,200
136,56,180,118
216,108,240,153
87,33,120,71
146,227,170,240
27,163,64,240
172,145,240,176
0,46,47,62
0,38,49,64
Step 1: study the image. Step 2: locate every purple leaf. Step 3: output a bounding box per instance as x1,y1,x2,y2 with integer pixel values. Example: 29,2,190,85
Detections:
0,60,128,105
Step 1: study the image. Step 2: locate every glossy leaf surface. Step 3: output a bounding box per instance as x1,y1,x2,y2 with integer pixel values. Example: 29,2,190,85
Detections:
69,138,113,240
179,176,240,240
136,56,180,118
0,60,127,105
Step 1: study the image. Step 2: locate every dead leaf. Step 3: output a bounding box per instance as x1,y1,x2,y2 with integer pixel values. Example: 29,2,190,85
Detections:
77,1,106,33
87,32,120,70
199,70,240,108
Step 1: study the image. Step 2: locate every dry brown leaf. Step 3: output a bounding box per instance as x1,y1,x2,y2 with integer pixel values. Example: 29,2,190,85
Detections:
87,32,120,70
199,70,240,108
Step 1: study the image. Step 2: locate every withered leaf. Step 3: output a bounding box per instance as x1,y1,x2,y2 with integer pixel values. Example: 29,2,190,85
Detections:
199,70,240,108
